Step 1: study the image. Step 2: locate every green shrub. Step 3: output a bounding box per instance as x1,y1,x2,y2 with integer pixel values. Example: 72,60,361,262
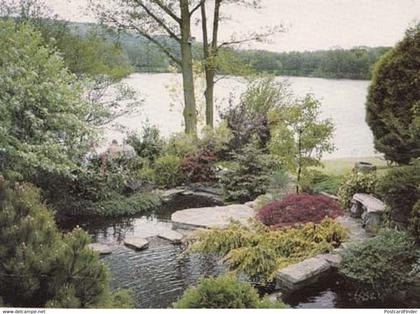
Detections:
337,171,378,208
153,154,183,188
126,124,165,161
135,164,156,186
339,229,418,302
95,192,162,217
303,171,342,195
165,133,199,158
173,275,286,309
190,218,347,284
376,160,420,233
220,143,274,202
200,121,234,156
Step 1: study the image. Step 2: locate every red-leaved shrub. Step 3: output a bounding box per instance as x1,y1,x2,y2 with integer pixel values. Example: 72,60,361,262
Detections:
257,193,344,228
181,149,218,183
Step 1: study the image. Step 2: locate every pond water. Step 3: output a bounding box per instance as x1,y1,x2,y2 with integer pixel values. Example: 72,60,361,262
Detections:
65,205,418,309
105,73,376,159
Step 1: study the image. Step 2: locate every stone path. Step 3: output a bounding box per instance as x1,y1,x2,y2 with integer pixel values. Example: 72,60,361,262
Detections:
88,243,113,255
124,238,150,251
171,204,254,230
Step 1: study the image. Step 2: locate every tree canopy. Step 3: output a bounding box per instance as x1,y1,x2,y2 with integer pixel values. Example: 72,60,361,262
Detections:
366,23,420,164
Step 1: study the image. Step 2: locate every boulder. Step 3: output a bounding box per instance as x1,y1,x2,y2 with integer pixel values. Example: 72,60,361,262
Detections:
124,238,149,251
354,162,377,173
157,230,184,244
276,256,331,291
88,243,112,256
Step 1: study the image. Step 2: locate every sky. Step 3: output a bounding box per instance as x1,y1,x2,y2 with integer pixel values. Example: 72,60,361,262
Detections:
42,0,420,52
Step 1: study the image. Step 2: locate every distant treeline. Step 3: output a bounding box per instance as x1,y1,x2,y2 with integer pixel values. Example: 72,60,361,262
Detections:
69,22,391,80
236,47,391,80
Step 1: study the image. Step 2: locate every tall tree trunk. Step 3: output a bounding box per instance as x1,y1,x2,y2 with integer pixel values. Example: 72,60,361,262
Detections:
180,0,197,135
201,0,221,128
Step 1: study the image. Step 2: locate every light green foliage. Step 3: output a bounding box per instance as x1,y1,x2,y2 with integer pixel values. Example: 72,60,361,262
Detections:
337,171,378,209
339,229,418,301
200,121,234,154
376,159,420,235
269,94,335,192
153,155,183,188
173,275,286,309
302,170,342,195
190,218,347,284
0,179,133,308
220,143,275,202
0,20,98,177
165,133,200,158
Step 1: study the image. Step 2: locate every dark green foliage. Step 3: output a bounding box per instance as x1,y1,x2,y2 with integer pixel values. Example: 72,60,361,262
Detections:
220,143,274,202
173,275,286,309
302,171,342,195
94,192,162,218
366,24,420,164
0,178,133,308
339,229,418,302
376,160,420,234
126,124,165,161
153,154,183,188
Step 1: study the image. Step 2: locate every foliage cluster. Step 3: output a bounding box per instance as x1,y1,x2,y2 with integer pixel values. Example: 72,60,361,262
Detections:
376,160,420,237
220,143,275,202
181,149,218,184
190,218,347,284
366,24,420,164
173,275,286,309
339,229,418,302
0,178,133,308
257,193,344,228
337,171,378,209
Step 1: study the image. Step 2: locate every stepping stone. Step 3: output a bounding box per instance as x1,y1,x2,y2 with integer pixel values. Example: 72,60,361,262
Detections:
157,230,184,244
88,243,112,256
171,204,254,230
124,238,149,251
276,256,331,291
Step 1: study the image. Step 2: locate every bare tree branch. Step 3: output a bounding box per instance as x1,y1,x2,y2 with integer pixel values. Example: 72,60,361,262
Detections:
151,0,181,23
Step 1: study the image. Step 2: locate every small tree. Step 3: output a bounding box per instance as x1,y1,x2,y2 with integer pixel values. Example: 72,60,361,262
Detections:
269,94,334,192
366,24,420,164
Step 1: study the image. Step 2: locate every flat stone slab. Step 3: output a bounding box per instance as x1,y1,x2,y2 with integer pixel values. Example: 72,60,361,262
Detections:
352,193,385,212
276,256,331,290
171,204,254,230
124,238,149,251
335,215,369,243
88,243,112,255
157,230,184,244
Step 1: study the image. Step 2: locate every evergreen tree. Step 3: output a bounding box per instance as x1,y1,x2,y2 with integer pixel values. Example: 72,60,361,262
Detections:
366,24,420,164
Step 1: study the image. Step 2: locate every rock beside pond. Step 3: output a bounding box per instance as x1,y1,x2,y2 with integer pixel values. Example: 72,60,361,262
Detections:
276,256,331,291
88,243,112,255
158,230,184,244
171,204,254,230
124,238,149,251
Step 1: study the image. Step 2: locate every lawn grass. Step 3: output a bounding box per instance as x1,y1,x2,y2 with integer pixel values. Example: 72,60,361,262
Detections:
319,156,393,176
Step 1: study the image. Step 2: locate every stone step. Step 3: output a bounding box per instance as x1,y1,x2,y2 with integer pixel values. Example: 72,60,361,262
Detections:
157,230,184,244
124,237,149,251
88,243,113,256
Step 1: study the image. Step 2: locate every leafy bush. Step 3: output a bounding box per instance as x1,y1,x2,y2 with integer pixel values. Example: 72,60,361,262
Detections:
220,143,274,202
337,171,378,209
200,122,234,157
173,275,286,309
257,193,344,228
339,229,418,301
376,160,420,233
126,124,165,161
153,154,183,188
190,218,347,284
165,133,200,158
181,149,218,183
94,192,162,217
0,178,133,308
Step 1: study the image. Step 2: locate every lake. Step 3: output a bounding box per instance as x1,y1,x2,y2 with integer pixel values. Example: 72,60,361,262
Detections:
104,73,377,159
